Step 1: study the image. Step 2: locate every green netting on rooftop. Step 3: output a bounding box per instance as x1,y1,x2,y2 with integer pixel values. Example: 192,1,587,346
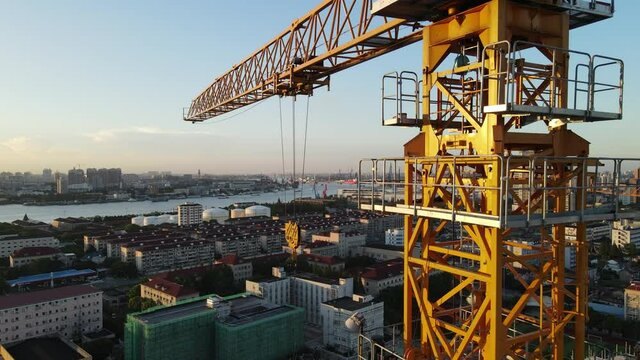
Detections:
124,295,216,360
214,306,304,360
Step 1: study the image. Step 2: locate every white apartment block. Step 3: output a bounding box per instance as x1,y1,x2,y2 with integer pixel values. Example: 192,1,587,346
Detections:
320,294,384,355
177,202,203,226
245,267,354,326
384,228,404,247
624,282,640,321
245,267,291,306
134,240,214,274
291,274,353,326
0,285,102,345
217,254,253,283
311,231,366,258
611,220,640,247
9,247,62,268
214,236,261,258
0,235,59,258
566,222,611,242
360,260,404,296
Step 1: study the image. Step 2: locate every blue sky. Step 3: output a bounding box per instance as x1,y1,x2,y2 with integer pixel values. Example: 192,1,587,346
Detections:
0,1,638,175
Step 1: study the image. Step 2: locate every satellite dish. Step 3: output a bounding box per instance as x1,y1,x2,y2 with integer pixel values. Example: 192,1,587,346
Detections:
345,312,365,333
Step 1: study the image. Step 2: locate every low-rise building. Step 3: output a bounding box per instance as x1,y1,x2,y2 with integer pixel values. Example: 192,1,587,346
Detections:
384,228,404,247
51,217,92,231
217,254,253,283
302,240,339,257
291,273,353,326
140,277,199,306
0,335,92,360
360,259,404,296
624,281,640,321
304,254,345,273
0,285,103,344
612,219,640,248
134,240,214,275
245,267,354,326
321,294,384,356
245,267,291,306
125,294,304,360
9,246,63,268
311,231,366,258
0,235,60,258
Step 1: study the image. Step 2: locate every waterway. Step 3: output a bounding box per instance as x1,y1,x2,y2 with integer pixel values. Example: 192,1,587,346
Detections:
0,183,355,224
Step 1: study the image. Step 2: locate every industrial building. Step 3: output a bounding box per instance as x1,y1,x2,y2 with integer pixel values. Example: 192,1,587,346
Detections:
124,294,304,360
0,285,103,344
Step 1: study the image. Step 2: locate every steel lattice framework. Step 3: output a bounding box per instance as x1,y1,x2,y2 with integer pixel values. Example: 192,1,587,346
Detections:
184,0,424,122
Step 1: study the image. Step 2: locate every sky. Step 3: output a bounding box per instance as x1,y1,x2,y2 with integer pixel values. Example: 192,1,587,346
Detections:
0,0,638,175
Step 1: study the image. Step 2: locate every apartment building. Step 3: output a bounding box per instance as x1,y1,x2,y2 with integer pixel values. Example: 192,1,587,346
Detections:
0,285,102,344
140,277,199,306
311,231,366,258
0,235,59,258
360,259,404,296
612,219,640,247
217,254,253,283
320,294,384,355
177,202,203,226
245,267,291,306
134,240,214,274
9,247,63,268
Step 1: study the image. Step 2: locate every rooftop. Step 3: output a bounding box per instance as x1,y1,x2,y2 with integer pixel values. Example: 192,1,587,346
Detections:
134,297,213,324
303,254,344,265
0,284,101,310
7,269,96,287
361,259,404,281
11,246,60,258
142,278,198,298
218,294,296,327
323,296,378,311
627,281,640,292
293,272,343,286
3,336,89,360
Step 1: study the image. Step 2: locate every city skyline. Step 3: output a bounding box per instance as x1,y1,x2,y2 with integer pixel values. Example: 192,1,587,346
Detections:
1,1,638,174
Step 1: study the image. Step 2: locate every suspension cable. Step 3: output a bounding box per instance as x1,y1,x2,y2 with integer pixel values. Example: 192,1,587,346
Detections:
292,97,297,218
300,95,311,197
279,97,287,216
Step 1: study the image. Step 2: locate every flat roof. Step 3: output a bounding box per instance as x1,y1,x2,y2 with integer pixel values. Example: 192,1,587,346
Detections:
294,272,341,285
8,269,96,287
218,295,295,327
323,296,378,311
0,285,101,310
135,298,213,325
5,337,86,360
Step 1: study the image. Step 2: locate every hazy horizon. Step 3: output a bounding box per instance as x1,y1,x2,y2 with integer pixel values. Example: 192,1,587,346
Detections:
1,1,638,174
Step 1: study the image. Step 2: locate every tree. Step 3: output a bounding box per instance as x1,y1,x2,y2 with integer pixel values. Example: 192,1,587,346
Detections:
109,260,138,278
0,276,9,295
124,224,141,233
623,243,638,257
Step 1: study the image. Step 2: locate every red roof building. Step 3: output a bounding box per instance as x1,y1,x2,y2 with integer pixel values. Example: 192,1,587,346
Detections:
140,277,199,306
9,246,62,268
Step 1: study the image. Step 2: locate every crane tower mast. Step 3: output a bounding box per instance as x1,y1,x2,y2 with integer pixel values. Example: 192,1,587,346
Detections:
185,0,629,359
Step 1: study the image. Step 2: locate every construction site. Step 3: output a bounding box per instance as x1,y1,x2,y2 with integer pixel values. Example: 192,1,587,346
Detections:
180,0,640,359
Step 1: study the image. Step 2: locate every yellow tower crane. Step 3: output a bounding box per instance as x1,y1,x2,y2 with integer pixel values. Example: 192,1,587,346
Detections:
184,0,632,359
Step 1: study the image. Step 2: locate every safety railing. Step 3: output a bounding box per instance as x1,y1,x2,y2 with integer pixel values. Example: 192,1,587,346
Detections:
480,40,623,122
381,71,421,126
358,156,640,228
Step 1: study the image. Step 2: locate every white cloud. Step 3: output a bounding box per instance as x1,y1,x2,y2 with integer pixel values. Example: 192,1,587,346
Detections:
1,136,37,153
84,126,217,142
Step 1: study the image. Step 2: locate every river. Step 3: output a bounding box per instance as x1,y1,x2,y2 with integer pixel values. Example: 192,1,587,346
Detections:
0,183,356,224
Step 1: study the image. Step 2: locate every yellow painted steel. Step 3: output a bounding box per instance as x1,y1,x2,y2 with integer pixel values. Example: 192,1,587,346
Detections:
402,0,590,358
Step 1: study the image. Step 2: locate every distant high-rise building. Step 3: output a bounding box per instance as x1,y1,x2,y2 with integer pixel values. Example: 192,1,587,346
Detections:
67,169,85,186
106,168,122,189
177,202,203,226
42,168,53,182
55,173,67,194
86,168,99,190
